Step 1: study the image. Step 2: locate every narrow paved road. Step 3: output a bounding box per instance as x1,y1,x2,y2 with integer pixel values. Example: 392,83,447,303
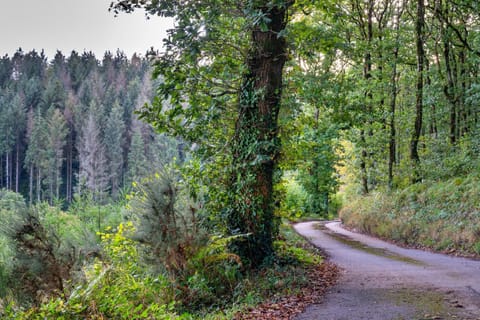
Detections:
294,221,480,320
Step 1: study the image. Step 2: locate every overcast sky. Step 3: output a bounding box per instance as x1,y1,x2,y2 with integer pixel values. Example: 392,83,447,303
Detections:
0,0,173,60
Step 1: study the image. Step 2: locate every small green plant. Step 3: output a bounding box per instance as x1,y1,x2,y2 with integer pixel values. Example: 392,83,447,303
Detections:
182,235,243,308
474,242,480,255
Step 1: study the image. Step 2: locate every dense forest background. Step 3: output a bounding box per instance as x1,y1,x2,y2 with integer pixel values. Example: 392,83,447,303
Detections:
0,49,180,205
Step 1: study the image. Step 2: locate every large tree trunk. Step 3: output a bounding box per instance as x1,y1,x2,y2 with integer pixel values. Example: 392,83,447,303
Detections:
458,49,467,136
388,1,404,190
388,43,399,190
356,0,374,195
410,0,425,182
426,60,438,138
437,1,459,145
227,2,291,267
444,41,457,145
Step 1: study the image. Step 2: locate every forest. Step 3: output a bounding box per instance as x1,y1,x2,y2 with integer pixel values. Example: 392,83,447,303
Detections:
0,49,181,204
0,0,479,319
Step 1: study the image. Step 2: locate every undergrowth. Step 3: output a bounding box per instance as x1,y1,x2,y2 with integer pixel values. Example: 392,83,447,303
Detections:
1,221,324,319
340,173,480,256
0,171,328,319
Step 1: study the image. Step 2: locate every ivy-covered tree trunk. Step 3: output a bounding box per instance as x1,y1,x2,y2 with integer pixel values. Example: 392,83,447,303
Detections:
227,3,290,267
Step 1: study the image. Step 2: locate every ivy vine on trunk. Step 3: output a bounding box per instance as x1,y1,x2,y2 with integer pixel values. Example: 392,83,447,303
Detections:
227,3,291,266
110,0,294,267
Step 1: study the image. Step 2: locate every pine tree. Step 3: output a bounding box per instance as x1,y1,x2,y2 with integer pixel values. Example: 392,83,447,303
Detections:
40,76,66,113
11,95,27,193
126,125,148,186
104,101,126,197
77,111,109,202
0,90,15,189
0,55,13,88
45,107,68,202
24,110,48,203
0,90,26,191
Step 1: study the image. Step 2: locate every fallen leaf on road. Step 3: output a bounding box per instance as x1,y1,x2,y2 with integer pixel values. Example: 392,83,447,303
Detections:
234,262,339,320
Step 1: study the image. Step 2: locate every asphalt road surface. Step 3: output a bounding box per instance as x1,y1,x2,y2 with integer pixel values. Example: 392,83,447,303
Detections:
294,221,480,320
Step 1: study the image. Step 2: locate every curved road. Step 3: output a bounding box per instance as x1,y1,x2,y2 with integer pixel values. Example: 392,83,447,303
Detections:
294,221,480,320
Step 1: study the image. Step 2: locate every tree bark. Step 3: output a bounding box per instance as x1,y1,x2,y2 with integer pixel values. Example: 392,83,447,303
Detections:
426,60,438,138
360,129,369,194
459,49,467,136
361,0,374,193
388,29,400,190
410,0,425,182
227,2,291,267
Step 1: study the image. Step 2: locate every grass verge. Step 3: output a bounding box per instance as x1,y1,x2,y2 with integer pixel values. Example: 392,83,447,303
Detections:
340,174,480,257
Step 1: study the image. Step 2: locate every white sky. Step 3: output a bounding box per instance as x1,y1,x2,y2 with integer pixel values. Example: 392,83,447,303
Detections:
0,0,173,60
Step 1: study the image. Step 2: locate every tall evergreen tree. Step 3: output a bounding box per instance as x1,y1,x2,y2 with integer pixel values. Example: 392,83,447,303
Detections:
0,55,13,88
11,95,27,193
24,110,48,203
0,90,15,189
77,111,109,202
45,108,68,201
126,125,148,186
104,101,126,197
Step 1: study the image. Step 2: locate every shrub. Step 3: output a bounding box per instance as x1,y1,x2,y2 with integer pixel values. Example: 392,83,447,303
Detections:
0,190,25,299
0,196,95,305
4,223,178,320
128,172,207,279
5,207,78,302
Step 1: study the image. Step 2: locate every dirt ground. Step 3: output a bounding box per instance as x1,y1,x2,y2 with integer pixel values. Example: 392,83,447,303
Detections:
294,221,480,320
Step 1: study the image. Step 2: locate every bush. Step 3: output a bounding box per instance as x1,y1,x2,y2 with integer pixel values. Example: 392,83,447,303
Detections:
4,222,178,320
0,189,25,298
275,174,308,219
6,207,79,302
0,196,96,305
128,172,207,279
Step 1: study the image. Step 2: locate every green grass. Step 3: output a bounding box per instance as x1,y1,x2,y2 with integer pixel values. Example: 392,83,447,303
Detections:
340,173,480,257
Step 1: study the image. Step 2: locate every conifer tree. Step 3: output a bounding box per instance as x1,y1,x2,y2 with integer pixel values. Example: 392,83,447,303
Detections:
11,95,27,193
45,108,68,201
104,101,126,197
0,55,12,88
77,112,109,202
25,110,48,203
126,125,148,186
